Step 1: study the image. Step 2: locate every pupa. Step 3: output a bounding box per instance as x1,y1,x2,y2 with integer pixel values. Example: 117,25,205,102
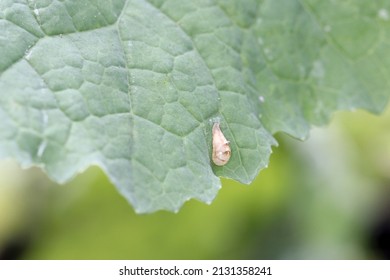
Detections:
212,122,231,166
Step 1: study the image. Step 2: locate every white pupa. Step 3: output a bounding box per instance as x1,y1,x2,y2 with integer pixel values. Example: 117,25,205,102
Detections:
212,122,231,166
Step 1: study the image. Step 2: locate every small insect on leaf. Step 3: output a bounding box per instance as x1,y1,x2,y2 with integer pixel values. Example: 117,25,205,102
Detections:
212,122,231,166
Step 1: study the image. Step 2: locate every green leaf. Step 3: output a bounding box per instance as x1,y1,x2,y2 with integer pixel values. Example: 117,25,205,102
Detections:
0,0,389,213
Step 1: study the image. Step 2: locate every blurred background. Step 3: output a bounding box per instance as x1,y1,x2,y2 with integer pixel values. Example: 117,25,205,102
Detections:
1,106,390,260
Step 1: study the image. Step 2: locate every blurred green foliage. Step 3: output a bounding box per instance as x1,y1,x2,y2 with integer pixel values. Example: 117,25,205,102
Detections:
1,106,390,259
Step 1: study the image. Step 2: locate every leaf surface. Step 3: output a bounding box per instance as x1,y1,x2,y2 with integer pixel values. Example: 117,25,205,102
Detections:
0,0,389,212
